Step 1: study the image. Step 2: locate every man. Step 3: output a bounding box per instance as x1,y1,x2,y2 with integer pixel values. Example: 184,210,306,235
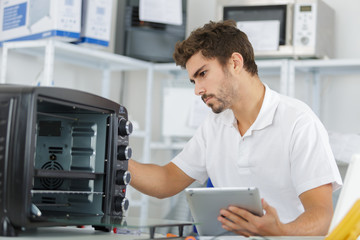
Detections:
129,20,342,237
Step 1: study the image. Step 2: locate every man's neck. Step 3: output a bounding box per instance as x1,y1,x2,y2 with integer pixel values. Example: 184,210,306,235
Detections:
232,78,265,136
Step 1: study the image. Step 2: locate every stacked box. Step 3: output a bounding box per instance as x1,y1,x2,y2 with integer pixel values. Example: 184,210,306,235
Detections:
0,0,81,44
74,0,113,48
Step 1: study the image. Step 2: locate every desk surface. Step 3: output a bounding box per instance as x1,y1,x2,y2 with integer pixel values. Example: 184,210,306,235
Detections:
0,226,159,240
0,227,329,240
0,217,194,239
200,237,325,240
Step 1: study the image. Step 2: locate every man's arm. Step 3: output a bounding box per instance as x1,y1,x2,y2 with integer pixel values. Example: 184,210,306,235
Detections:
128,159,195,199
218,183,334,236
281,183,334,235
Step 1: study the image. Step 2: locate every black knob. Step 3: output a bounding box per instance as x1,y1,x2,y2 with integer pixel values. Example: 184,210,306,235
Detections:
116,170,131,185
117,145,132,160
114,197,129,213
118,118,133,136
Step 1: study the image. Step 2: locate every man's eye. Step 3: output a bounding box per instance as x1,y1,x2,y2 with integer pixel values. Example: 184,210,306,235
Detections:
190,80,195,84
199,71,206,77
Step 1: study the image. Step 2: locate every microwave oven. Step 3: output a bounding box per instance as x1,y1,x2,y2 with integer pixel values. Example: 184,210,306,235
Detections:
186,0,334,59
0,85,132,236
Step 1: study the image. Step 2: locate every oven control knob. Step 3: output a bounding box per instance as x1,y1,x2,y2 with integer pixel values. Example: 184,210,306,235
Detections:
118,118,133,136
117,146,132,160
114,197,129,213
116,170,131,185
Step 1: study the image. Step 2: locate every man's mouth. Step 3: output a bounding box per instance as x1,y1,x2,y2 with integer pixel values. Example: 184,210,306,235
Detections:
202,95,214,104
203,97,211,104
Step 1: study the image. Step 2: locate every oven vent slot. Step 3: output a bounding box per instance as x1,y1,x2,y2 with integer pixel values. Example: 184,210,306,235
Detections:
41,196,56,204
71,147,94,156
70,123,97,172
70,147,95,171
35,196,70,208
70,166,93,171
72,127,95,137
48,147,63,154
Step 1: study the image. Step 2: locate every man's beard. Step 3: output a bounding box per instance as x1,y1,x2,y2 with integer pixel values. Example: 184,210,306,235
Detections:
201,70,234,114
202,93,228,114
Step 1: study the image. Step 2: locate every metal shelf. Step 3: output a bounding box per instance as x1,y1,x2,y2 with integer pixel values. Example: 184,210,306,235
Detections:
1,39,151,97
153,59,290,95
1,39,150,71
288,59,360,116
293,59,360,75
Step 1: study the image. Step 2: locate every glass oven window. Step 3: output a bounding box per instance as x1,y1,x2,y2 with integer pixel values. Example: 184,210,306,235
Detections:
223,5,287,46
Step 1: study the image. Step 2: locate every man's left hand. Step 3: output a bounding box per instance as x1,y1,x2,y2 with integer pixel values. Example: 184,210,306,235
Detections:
217,199,285,237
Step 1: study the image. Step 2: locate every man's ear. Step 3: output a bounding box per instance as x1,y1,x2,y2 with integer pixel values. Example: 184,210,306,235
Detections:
229,52,244,73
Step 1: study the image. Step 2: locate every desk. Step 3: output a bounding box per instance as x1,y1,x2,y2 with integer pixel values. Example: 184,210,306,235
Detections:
0,217,193,240
200,237,324,240
0,226,162,240
0,227,331,240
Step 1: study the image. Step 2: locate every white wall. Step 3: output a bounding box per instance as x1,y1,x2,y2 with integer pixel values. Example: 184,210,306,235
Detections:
326,0,360,59
319,0,360,133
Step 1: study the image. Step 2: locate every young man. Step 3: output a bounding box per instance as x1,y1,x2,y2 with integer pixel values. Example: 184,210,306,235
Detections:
129,20,342,237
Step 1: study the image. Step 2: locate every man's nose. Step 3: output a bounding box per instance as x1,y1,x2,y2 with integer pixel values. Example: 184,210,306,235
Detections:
194,83,205,96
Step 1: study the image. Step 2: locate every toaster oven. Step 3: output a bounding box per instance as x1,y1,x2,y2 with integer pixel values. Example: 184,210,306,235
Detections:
0,85,132,236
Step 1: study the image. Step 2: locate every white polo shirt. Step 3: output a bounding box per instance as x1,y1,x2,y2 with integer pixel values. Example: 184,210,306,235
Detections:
172,84,342,223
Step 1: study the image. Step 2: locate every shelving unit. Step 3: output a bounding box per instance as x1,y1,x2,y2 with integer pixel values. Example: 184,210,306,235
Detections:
257,59,290,95
1,39,151,96
153,59,290,94
289,59,360,116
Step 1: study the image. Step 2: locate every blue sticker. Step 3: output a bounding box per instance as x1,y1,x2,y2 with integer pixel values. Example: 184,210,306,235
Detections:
3,2,27,31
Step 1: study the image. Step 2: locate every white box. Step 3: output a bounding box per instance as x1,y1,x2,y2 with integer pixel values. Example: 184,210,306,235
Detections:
74,0,113,48
0,0,81,44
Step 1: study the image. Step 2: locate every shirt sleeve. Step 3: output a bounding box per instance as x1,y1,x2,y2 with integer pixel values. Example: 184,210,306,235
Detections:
171,121,209,184
290,112,342,196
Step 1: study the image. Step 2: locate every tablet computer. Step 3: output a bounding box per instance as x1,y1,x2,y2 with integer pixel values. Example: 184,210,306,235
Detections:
185,187,263,236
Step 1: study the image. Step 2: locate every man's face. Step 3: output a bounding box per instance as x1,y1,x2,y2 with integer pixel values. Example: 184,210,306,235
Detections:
186,52,236,113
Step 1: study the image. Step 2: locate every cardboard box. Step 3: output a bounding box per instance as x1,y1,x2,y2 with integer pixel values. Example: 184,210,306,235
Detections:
0,0,81,44
74,0,113,48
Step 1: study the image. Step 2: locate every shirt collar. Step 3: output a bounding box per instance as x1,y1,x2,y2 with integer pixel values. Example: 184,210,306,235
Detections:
219,84,280,133
252,84,280,131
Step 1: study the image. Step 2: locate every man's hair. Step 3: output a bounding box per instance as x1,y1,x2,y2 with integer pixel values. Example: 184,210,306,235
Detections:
173,20,258,76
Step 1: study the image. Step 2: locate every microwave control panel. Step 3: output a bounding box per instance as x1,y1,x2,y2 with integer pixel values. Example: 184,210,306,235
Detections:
293,3,317,48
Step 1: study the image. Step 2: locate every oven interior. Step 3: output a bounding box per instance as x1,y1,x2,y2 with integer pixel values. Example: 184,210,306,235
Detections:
31,98,112,218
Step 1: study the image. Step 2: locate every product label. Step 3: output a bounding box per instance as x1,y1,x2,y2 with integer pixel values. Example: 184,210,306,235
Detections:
2,2,27,31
